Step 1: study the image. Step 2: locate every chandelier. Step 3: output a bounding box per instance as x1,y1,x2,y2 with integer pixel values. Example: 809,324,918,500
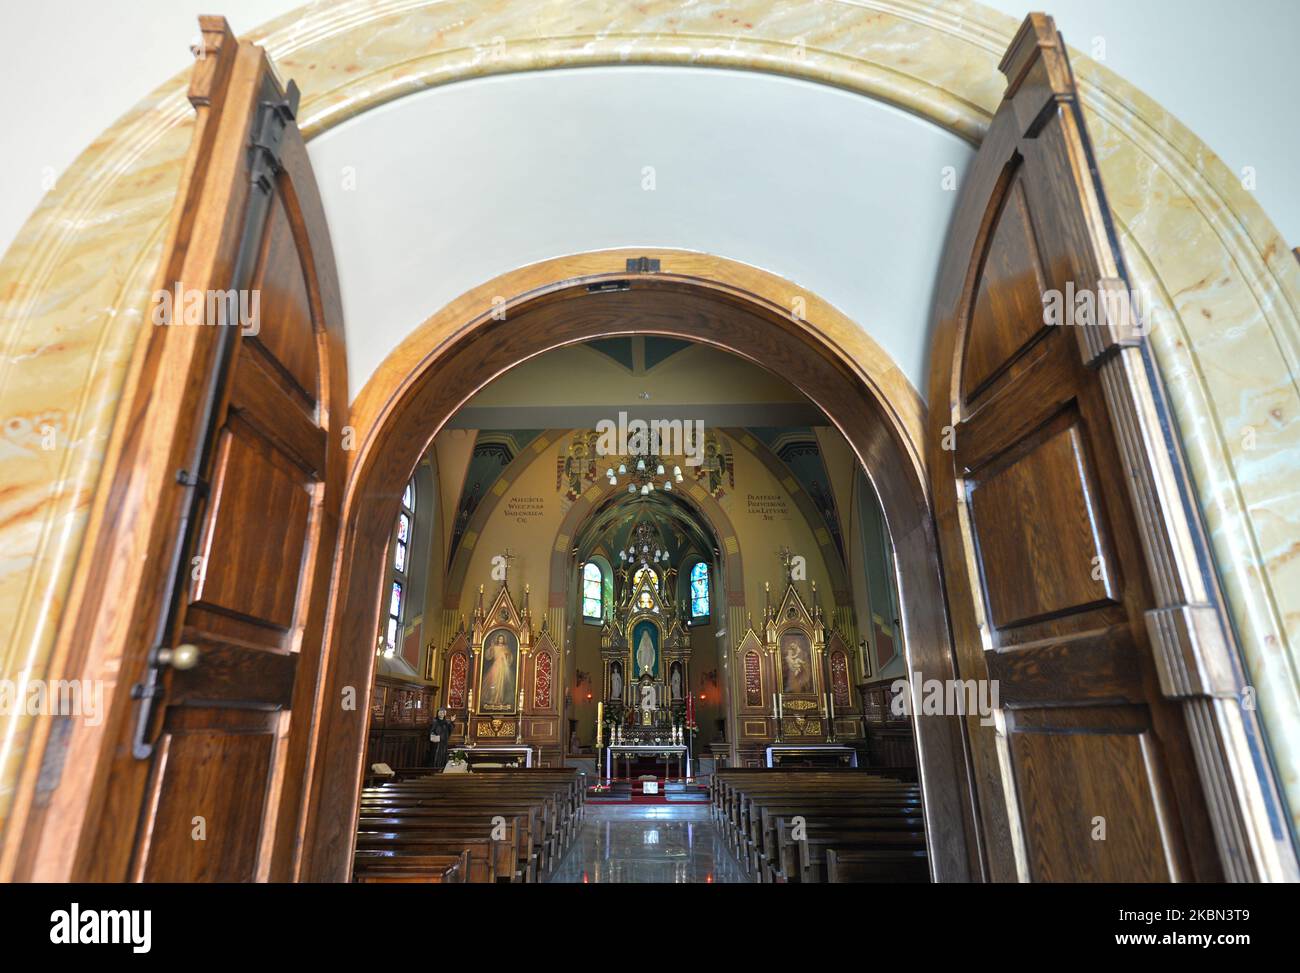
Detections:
606,453,684,495
619,522,671,569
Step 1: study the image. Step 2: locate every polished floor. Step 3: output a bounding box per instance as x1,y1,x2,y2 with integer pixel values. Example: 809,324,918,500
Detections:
549,804,748,883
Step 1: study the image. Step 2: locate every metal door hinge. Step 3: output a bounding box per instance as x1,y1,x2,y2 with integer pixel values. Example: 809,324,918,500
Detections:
249,80,300,195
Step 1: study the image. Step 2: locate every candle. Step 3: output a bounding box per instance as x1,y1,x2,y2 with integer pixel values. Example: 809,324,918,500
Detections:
778,692,784,719
597,702,604,746
829,690,836,722
772,693,777,719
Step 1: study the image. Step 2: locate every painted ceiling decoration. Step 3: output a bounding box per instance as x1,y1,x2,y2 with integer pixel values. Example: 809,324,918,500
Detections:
643,337,693,370
586,337,636,371
449,429,543,559
557,427,733,504
748,427,844,558
574,491,716,583
584,336,694,373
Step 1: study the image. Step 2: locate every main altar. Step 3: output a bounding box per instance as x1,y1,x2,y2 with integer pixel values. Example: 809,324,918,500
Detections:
596,563,695,780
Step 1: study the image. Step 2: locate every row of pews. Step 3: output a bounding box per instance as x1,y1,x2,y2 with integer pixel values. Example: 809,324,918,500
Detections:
353,768,585,883
710,768,929,883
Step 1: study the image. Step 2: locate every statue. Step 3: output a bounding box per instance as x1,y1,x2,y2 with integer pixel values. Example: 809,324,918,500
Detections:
636,628,656,675
610,661,623,700
428,707,455,769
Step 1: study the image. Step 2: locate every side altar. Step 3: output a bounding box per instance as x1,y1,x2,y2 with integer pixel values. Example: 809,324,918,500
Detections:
435,579,562,765
729,571,865,768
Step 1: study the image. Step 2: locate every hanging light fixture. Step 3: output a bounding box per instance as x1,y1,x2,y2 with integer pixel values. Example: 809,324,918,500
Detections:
604,439,690,494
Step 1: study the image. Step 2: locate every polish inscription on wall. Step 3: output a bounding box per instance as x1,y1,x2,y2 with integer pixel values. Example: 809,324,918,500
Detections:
746,493,789,521
505,496,546,524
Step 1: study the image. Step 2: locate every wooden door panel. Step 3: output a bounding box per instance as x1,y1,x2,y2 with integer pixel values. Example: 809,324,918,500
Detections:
249,193,318,404
984,631,1142,707
927,15,1219,881
169,644,298,708
1008,710,1177,882
192,422,312,629
968,410,1119,629
963,174,1049,400
227,347,327,476
141,726,275,882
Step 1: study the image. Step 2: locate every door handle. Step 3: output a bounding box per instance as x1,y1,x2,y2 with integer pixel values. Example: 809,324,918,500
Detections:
156,643,201,670
130,643,202,759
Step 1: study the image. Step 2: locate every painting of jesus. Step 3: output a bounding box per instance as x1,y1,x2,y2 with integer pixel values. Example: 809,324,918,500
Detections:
780,630,814,694
479,628,519,712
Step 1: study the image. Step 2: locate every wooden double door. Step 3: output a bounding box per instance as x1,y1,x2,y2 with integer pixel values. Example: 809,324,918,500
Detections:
32,15,1248,882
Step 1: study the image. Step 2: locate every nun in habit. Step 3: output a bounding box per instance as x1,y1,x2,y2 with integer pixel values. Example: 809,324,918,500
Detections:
428,707,455,769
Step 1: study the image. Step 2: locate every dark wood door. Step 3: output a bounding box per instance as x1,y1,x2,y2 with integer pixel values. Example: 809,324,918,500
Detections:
78,19,348,882
928,16,1219,881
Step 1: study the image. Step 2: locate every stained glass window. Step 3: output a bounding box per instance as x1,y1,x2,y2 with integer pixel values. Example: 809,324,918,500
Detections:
380,477,418,658
633,566,659,591
690,562,710,619
583,562,603,620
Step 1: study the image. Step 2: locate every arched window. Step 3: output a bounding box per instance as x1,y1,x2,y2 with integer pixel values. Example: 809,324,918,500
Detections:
633,566,659,591
690,561,711,620
582,561,604,621
381,477,416,656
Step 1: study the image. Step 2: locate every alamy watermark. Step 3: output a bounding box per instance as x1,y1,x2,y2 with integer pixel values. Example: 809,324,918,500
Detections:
1042,281,1152,336
594,411,706,467
0,677,104,726
151,284,261,336
891,671,999,727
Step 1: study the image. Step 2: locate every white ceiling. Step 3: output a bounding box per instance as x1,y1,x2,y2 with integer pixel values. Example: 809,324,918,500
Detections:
2,1,1295,397
308,65,972,398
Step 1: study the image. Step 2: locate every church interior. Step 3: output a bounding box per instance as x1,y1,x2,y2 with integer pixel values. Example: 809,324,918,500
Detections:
360,338,918,882
1,0,1298,918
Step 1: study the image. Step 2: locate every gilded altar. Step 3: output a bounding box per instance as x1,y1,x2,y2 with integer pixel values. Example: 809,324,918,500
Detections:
598,563,692,745
729,575,865,766
438,580,561,759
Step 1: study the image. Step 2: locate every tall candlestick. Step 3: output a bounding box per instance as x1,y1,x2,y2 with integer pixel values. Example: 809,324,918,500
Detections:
597,702,603,747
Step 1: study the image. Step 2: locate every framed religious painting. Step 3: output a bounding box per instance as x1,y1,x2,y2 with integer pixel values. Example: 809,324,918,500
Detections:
778,628,816,695
477,626,520,714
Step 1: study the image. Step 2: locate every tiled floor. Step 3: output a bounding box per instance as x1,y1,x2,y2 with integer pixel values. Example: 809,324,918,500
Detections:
548,804,749,883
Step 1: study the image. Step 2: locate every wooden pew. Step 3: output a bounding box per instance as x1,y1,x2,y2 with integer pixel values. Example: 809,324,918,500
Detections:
708,769,929,883
354,831,503,883
353,850,467,883
352,768,583,883
825,848,929,883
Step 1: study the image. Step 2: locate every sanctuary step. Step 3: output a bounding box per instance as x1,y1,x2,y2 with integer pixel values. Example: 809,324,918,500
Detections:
587,779,710,804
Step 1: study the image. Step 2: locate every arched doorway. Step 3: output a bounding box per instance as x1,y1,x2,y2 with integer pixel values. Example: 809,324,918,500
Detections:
13,13,1282,885
300,257,979,883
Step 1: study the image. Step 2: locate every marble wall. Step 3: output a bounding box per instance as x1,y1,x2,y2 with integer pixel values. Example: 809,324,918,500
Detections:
0,0,1296,848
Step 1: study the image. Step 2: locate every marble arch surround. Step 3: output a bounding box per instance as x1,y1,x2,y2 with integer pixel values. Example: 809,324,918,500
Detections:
0,0,1297,858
